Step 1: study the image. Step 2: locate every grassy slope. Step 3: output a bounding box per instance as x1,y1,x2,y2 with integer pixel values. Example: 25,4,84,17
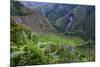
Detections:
36,33,84,46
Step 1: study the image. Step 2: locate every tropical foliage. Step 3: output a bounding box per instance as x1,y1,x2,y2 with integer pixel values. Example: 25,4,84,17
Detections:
10,22,95,66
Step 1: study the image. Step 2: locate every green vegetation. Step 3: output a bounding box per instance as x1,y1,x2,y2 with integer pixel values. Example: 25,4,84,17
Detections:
11,1,32,16
37,33,84,46
10,1,95,66
54,6,95,40
10,22,95,66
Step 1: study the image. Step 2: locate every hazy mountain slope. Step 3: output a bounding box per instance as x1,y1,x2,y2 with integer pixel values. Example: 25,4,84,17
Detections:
11,13,57,33
11,1,33,16
11,1,57,34
54,6,95,40
20,1,77,24
20,1,95,40
11,1,95,40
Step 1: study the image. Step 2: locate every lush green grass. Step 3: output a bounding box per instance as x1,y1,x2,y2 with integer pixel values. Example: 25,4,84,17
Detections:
36,33,84,47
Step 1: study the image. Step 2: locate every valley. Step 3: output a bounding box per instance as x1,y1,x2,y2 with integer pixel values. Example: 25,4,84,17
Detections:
10,1,95,66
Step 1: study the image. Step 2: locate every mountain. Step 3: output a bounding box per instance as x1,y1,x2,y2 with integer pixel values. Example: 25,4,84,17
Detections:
20,1,77,24
11,1,57,34
11,1,33,16
55,5,95,40
11,1,95,40
20,1,95,40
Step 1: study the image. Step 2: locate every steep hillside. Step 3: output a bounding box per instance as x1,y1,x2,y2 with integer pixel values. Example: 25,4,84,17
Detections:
11,1,57,34
11,1,33,16
20,1,77,24
55,6,95,40
11,13,57,33
20,1,95,40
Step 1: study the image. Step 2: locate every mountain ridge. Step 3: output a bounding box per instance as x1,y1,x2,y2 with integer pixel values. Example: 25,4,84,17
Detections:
11,1,57,34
